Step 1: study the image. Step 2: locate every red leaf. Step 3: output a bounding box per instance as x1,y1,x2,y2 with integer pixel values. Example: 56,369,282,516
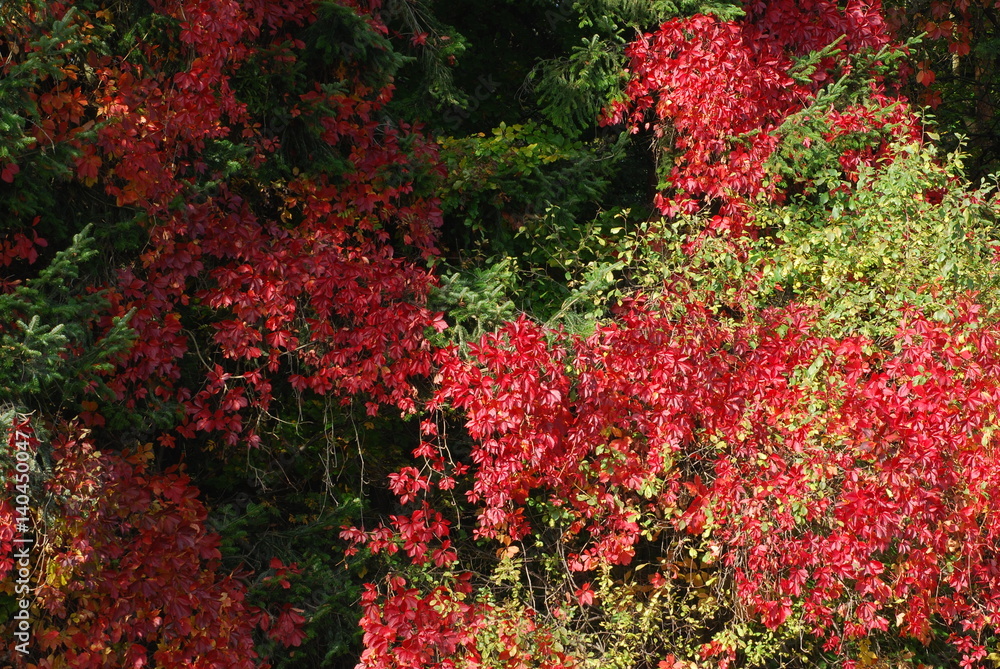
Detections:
1,162,19,183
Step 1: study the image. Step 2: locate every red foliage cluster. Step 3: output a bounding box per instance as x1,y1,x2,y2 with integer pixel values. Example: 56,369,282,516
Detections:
701,300,1000,662
3,418,299,667
27,428,275,668
353,295,1000,667
605,0,917,235
343,561,576,669
88,0,445,442
2,0,444,664
885,0,977,107
1,0,445,444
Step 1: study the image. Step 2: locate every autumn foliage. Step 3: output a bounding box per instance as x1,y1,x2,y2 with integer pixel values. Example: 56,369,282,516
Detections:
3,0,1000,668
603,0,925,236
347,296,1000,668
3,0,443,665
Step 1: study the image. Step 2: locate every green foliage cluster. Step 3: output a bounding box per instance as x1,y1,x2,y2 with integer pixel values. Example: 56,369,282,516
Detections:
0,4,116,251
380,0,470,110
213,495,370,669
886,0,1000,179
430,258,521,347
619,141,1000,340
758,142,1000,334
530,34,627,135
438,121,612,233
0,228,133,413
435,121,630,323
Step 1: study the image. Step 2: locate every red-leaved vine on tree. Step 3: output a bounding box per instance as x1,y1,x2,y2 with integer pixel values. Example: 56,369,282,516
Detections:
603,0,921,236
90,0,446,444
1,0,445,439
2,0,445,664
348,292,1000,668
5,0,1000,667
29,426,283,668
341,6,1000,666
